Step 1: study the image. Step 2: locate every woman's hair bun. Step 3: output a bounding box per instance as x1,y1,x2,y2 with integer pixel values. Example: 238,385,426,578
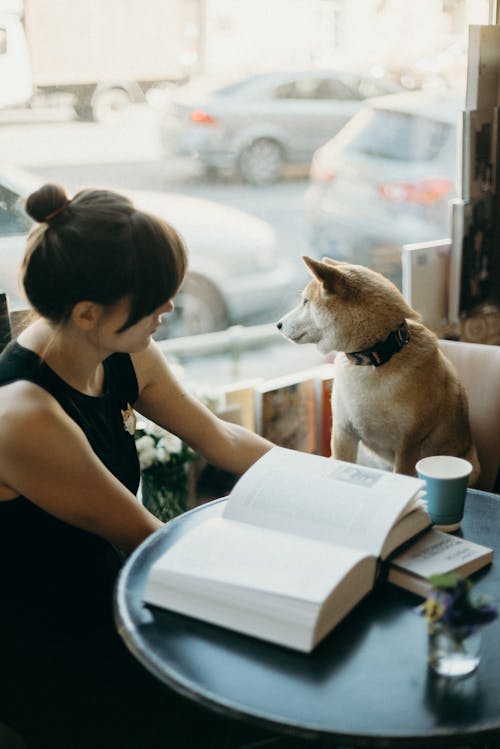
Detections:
25,183,69,223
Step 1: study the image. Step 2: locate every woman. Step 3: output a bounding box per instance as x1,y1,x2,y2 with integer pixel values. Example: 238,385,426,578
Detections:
0,184,274,748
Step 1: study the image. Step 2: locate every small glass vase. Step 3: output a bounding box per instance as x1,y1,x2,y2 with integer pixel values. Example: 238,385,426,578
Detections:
141,461,189,523
428,623,481,678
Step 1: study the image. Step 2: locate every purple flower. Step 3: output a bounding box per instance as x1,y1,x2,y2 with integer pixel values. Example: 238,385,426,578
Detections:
418,573,498,636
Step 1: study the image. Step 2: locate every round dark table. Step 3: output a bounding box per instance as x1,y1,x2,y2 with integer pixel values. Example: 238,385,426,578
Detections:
115,489,500,747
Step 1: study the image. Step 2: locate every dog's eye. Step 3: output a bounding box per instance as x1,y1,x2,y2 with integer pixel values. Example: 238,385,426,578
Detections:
302,298,309,307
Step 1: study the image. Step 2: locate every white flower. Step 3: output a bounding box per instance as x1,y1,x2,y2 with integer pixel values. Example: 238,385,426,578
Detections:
146,422,169,439
156,446,172,464
135,435,155,453
136,418,168,439
135,416,191,473
157,433,183,455
138,445,158,471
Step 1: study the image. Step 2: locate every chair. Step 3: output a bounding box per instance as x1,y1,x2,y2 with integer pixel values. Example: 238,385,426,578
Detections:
0,292,11,355
439,339,500,492
0,293,31,355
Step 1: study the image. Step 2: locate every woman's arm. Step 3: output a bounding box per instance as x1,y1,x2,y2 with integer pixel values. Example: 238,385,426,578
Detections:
0,381,162,553
133,342,273,475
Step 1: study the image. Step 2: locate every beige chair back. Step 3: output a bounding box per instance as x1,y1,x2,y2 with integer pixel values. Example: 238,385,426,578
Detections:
439,339,500,492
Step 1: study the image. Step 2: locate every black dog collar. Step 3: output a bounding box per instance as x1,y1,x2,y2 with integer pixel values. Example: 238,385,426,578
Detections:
346,321,410,367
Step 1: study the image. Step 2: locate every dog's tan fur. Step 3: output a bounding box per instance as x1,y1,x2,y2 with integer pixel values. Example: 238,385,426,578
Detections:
277,256,480,485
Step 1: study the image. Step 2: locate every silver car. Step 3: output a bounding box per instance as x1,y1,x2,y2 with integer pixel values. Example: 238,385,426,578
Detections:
155,70,399,185
304,91,462,285
0,165,296,337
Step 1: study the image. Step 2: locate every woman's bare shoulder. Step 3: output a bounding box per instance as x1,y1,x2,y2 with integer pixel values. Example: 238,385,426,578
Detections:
0,381,69,496
0,377,55,403
0,380,61,437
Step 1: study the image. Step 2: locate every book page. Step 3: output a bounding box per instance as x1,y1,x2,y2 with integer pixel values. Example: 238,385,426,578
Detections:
147,517,372,607
380,504,430,559
223,447,424,557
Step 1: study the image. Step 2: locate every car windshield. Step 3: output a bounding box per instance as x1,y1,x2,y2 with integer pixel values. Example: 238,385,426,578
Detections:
345,108,452,161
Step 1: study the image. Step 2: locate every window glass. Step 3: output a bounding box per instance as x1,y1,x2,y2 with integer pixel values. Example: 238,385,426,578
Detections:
0,0,491,381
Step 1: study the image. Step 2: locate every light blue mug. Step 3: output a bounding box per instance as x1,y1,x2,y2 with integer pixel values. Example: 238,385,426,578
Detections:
416,456,473,531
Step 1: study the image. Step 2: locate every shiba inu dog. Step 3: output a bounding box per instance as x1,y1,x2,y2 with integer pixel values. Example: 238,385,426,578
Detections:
277,256,480,484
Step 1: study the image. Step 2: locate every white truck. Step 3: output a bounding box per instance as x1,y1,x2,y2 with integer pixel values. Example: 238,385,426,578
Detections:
0,0,196,122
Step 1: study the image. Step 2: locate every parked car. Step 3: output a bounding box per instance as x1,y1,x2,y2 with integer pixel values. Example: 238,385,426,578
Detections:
0,165,296,337
304,91,462,285
155,69,400,185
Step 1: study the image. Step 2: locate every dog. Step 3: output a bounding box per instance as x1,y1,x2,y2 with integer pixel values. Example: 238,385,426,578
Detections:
277,256,480,485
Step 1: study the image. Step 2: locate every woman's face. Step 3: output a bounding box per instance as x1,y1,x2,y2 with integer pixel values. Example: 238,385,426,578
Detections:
94,296,175,353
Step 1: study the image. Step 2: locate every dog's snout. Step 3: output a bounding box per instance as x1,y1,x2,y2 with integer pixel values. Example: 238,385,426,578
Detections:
276,321,283,330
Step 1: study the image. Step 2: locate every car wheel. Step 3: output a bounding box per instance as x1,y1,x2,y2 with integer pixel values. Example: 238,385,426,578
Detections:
237,139,284,185
73,93,94,121
153,273,229,339
91,87,131,125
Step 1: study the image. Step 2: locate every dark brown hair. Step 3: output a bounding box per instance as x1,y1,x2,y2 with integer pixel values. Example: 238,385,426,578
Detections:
22,183,188,330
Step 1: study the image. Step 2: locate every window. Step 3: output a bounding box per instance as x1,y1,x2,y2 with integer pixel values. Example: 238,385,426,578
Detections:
0,0,492,381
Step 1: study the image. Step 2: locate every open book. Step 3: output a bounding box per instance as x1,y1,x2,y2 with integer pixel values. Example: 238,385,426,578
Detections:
388,528,493,597
144,447,429,652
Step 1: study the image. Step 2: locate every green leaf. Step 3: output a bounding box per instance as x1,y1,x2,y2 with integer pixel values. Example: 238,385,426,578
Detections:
427,573,460,589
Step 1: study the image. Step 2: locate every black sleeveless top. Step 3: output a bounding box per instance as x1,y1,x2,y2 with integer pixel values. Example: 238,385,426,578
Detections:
0,341,140,636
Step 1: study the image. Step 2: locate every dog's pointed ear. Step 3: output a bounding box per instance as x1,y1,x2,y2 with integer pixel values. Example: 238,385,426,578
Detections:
302,256,347,295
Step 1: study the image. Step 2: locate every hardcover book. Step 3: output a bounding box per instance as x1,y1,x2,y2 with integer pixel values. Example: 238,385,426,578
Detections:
143,447,429,652
402,239,451,330
255,372,318,453
317,367,334,457
223,378,262,433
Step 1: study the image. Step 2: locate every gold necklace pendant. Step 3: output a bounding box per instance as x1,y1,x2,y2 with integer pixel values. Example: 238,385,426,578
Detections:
121,402,136,435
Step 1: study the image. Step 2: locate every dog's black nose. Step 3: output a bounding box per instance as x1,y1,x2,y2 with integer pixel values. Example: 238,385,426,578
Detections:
276,321,282,330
